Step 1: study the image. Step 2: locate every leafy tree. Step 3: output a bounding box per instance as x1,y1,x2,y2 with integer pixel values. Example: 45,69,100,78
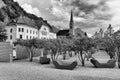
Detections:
14,39,38,62
94,37,116,59
0,11,5,22
74,38,95,66
112,33,120,68
102,37,116,59
0,27,7,41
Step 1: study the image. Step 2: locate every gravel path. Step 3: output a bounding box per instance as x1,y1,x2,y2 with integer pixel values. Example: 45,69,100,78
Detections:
0,51,120,80
0,58,119,80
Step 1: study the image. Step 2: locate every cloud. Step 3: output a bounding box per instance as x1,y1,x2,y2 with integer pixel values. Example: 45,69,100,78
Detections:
49,20,69,29
50,0,119,36
21,4,41,17
107,0,120,25
50,0,112,24
14,0,120,36
51,7,69,20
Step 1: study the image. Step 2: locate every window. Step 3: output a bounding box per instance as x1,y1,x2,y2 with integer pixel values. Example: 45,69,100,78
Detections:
22,28,24,32
27,29,28,33
20,35,22,39
41,31,47,36
30,36,31,39
30,30,32,34
10,28,13,33
26,36,28,39
18,28,21,32
10,35,12,40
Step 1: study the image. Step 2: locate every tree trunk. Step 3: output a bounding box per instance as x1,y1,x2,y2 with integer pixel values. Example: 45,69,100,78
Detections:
118,47,120,68
80,51,85,66
28,48,34,62
63,51,66,60
55,50,59,60
29,50,33,62
118,55,120,68
69,51,72,57
51,54,54,62
82,60,85,66
63,55,66,60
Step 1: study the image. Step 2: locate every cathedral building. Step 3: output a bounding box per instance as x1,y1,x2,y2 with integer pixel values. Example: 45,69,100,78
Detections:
57,10,87,38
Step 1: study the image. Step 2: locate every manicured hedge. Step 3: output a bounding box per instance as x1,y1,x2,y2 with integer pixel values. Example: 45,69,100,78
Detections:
16,45,29,60
0,42,12,62
16,45,42,60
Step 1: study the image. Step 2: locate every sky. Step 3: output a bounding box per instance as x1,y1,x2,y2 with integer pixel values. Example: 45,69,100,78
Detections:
14,0,120,36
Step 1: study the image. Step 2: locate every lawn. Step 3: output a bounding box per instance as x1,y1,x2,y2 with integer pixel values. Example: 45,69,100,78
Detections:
0,51,120,80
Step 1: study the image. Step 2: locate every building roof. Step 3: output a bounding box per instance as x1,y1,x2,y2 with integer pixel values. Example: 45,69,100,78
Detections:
7,16,37,29
17,16,37,29
6,16,58,34
57,29,70,36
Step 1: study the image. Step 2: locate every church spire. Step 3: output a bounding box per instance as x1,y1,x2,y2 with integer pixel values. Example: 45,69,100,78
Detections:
69,10,74,29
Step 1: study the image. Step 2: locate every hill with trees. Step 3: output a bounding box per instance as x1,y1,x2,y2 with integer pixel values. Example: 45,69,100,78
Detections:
0,0,59,32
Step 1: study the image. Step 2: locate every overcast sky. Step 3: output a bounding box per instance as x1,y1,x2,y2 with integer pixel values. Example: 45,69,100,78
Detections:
14,0,120,36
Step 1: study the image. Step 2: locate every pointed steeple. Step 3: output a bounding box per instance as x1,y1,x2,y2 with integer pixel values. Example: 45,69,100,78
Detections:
69,10,74,29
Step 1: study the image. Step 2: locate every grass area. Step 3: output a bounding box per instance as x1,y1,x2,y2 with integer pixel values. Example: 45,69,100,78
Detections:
0,51,120,80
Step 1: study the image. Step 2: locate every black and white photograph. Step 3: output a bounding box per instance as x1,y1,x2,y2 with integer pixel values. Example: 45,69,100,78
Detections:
0,0,120,80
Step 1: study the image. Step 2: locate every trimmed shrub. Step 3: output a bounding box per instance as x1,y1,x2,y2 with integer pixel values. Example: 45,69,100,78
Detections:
16,45,29,60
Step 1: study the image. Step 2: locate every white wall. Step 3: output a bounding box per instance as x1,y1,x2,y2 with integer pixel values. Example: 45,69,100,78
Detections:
16,24,38,40
49,32,56,39
38,25,50,39
5,25,17,43
5,24,38,42
38,25,56,39
6,24,56,43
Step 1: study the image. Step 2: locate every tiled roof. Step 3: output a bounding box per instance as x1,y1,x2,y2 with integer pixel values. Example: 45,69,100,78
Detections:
17,16,37,29
6,16,58,34
57,29,70,36
6,16,37,29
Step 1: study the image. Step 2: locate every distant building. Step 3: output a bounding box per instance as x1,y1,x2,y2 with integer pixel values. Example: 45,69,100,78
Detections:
92,28,104,39
104,24,114,37
92,24,114,39
57,10,87,38
5,16,56,43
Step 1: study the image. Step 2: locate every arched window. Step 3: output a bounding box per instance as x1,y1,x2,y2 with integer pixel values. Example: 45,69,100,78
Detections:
10,28,13,33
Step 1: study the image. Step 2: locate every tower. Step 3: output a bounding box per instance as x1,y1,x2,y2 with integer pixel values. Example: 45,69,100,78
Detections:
69,10,74,36
99,28,103,38
107,24,114,36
